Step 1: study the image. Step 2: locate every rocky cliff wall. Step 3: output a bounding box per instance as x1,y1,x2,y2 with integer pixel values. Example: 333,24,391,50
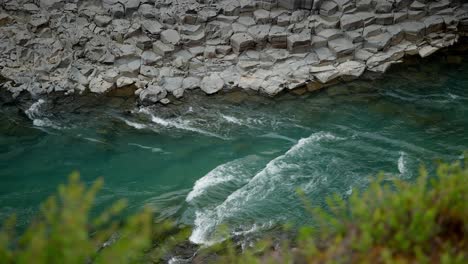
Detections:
0,0,467,105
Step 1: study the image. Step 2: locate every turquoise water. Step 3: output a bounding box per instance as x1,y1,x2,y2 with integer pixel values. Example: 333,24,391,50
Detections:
1,53,468,244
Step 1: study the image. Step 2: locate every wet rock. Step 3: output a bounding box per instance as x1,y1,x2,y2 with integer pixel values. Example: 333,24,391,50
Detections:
89,75,115,94
139,84,167,103
419,45,439,58
116,76,135,88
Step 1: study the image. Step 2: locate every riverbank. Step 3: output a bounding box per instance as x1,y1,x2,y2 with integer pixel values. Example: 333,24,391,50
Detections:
1,0,468,106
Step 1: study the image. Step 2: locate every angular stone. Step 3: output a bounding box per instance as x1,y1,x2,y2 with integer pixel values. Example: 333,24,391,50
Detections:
328,38,355,57
141,51,161,65
161,29,181,45
317,29,342,41
320,1,339,16
139,84,167,103
182,77,201,90
200,73,224,94
254,9,271,24
89,75,114,93
400,21,426,41
419,45,439,58
365,32,392,51
94,15,112,27
336,61,366,79
153,41,175,56
140,65,159,78
340,14,363,31
375,13,394,25
424,16,445,34
287,32,311,53
277,14,290,26
231,33,255,53
269,26,289,48
116,76,135,88
315,47,337,62
312,36,328,48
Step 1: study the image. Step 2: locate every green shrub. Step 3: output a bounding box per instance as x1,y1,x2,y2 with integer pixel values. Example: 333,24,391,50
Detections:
0,172,188,264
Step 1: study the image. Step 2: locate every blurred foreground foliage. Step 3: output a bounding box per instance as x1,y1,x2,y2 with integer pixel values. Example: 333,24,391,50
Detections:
0,160,467,264
0,172,190,264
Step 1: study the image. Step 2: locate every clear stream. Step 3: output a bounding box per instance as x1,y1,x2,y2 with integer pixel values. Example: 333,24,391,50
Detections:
1,53,468,245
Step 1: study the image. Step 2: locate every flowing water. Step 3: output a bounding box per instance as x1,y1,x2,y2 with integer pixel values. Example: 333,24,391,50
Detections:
1,53,468,245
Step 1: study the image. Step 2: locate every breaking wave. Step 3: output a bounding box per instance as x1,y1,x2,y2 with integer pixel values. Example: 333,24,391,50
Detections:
188,132,344,245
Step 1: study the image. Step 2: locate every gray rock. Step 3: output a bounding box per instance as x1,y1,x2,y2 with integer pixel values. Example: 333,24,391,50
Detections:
161,29,181,45
204,46,217,58
116,76,135,88
89,75,114,93
328,38,355,57
141,51,161,65
140,65,159,78
200,73,224,94
139,84,167,103
287,32,311,53
340,15,363,31
419,45,439,58
312,36,328,48
375,13,394,25
336,61,366,79
231,33,255,53
320,1,339,16
254,9,271,24
269,26,289,48
365,32,393,51
317,29,342,41
424,16,445,34
153,41,175,56
400,21,426,41
375,0,393,14
94,15,112,27
248,24,271,46
182,77,201,90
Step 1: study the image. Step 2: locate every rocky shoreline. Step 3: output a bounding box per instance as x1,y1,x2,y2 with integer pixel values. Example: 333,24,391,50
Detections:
0,0,468,106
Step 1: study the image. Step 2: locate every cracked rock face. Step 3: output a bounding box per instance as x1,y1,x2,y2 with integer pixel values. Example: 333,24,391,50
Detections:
0,0,467,105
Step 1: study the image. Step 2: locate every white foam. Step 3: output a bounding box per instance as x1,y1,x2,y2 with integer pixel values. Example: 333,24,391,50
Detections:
83,137,107,145
32,118,61,130
122,119,147,130
128,143,163,153
25,99,45,120
189,132,343,245
150,113,228,140
398,151,407,176
258,132,297,143
186,156,258,202
221,114,243,125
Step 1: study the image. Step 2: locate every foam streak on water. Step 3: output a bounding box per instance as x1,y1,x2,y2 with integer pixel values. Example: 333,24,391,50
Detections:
189,132,343,245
